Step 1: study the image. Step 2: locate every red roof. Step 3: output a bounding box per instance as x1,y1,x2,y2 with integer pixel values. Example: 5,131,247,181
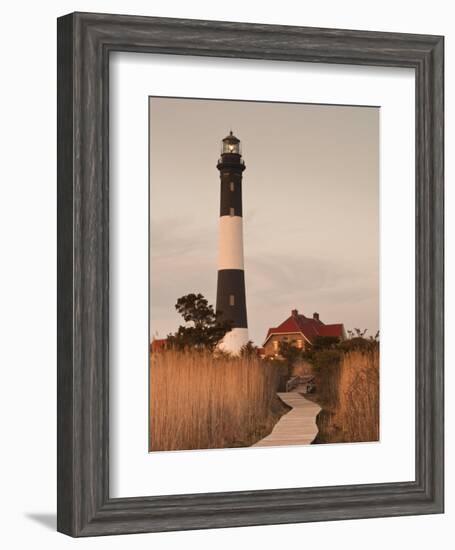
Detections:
318,324,345,338
264,310,344,345
150,338,167,353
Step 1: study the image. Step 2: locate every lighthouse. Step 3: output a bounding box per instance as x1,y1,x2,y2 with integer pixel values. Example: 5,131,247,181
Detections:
216,131,249,354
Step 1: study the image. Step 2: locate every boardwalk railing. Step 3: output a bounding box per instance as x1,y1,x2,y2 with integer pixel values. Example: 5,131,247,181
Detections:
285,376,300,392
285,375,316,393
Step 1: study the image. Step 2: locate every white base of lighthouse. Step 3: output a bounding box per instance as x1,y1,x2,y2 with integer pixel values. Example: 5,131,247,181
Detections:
218,328,249,355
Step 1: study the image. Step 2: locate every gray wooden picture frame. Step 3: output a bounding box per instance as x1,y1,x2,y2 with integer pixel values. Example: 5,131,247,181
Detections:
57,12,444,537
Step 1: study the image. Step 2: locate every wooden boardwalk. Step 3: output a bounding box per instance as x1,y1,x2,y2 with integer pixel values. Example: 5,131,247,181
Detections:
253,388,321,447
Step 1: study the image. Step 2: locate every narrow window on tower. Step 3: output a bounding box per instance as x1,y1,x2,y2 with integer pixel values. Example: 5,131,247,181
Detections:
229,294,235,306
230,181,235,192
229,207,235,216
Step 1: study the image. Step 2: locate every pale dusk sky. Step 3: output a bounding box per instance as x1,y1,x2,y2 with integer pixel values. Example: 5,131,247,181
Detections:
149,97,379,345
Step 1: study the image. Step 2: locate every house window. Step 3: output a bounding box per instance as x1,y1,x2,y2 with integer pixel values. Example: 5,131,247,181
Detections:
297,339,303,348
273,340,278,351
229,294,235,306
230,181,235,192
229,207,235,216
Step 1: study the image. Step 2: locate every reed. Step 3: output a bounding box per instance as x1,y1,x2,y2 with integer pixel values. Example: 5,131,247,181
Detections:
149,349,285,451
314,345,379,443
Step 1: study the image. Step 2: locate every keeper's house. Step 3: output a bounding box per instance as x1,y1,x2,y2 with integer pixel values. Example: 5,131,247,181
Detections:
263,309,346,357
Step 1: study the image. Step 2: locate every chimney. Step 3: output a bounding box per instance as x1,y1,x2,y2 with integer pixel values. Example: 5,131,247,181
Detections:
291,309,298,317
313,312,320,321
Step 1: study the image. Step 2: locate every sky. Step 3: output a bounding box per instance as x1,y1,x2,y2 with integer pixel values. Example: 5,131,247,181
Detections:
149,97,379,345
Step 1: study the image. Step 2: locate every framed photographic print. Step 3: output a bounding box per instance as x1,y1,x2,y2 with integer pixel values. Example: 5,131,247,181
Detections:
147,97,380,453
57,12,444,536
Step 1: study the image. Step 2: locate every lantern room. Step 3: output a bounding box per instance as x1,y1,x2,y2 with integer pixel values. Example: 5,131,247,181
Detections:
221,130,241,155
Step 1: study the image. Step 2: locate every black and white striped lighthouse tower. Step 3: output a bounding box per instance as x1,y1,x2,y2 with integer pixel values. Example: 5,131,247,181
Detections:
215,131,249,353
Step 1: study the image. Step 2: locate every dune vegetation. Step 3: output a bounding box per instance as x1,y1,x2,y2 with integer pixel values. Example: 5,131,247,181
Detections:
149,349,288,451
312,343,380,444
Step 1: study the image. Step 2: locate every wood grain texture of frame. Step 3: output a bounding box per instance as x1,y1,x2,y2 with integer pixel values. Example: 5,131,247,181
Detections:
57,12,444,537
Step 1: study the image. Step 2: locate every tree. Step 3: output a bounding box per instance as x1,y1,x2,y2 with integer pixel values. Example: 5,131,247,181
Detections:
278,341,302,377
167,293,232,351
308,335,340,351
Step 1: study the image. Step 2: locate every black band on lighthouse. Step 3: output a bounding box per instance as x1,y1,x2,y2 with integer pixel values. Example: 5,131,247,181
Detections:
216,269,248,328
219,178,243,217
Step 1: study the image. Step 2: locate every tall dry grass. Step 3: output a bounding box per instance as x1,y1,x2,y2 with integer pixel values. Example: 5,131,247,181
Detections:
314,346,379,443
149,350,285,451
